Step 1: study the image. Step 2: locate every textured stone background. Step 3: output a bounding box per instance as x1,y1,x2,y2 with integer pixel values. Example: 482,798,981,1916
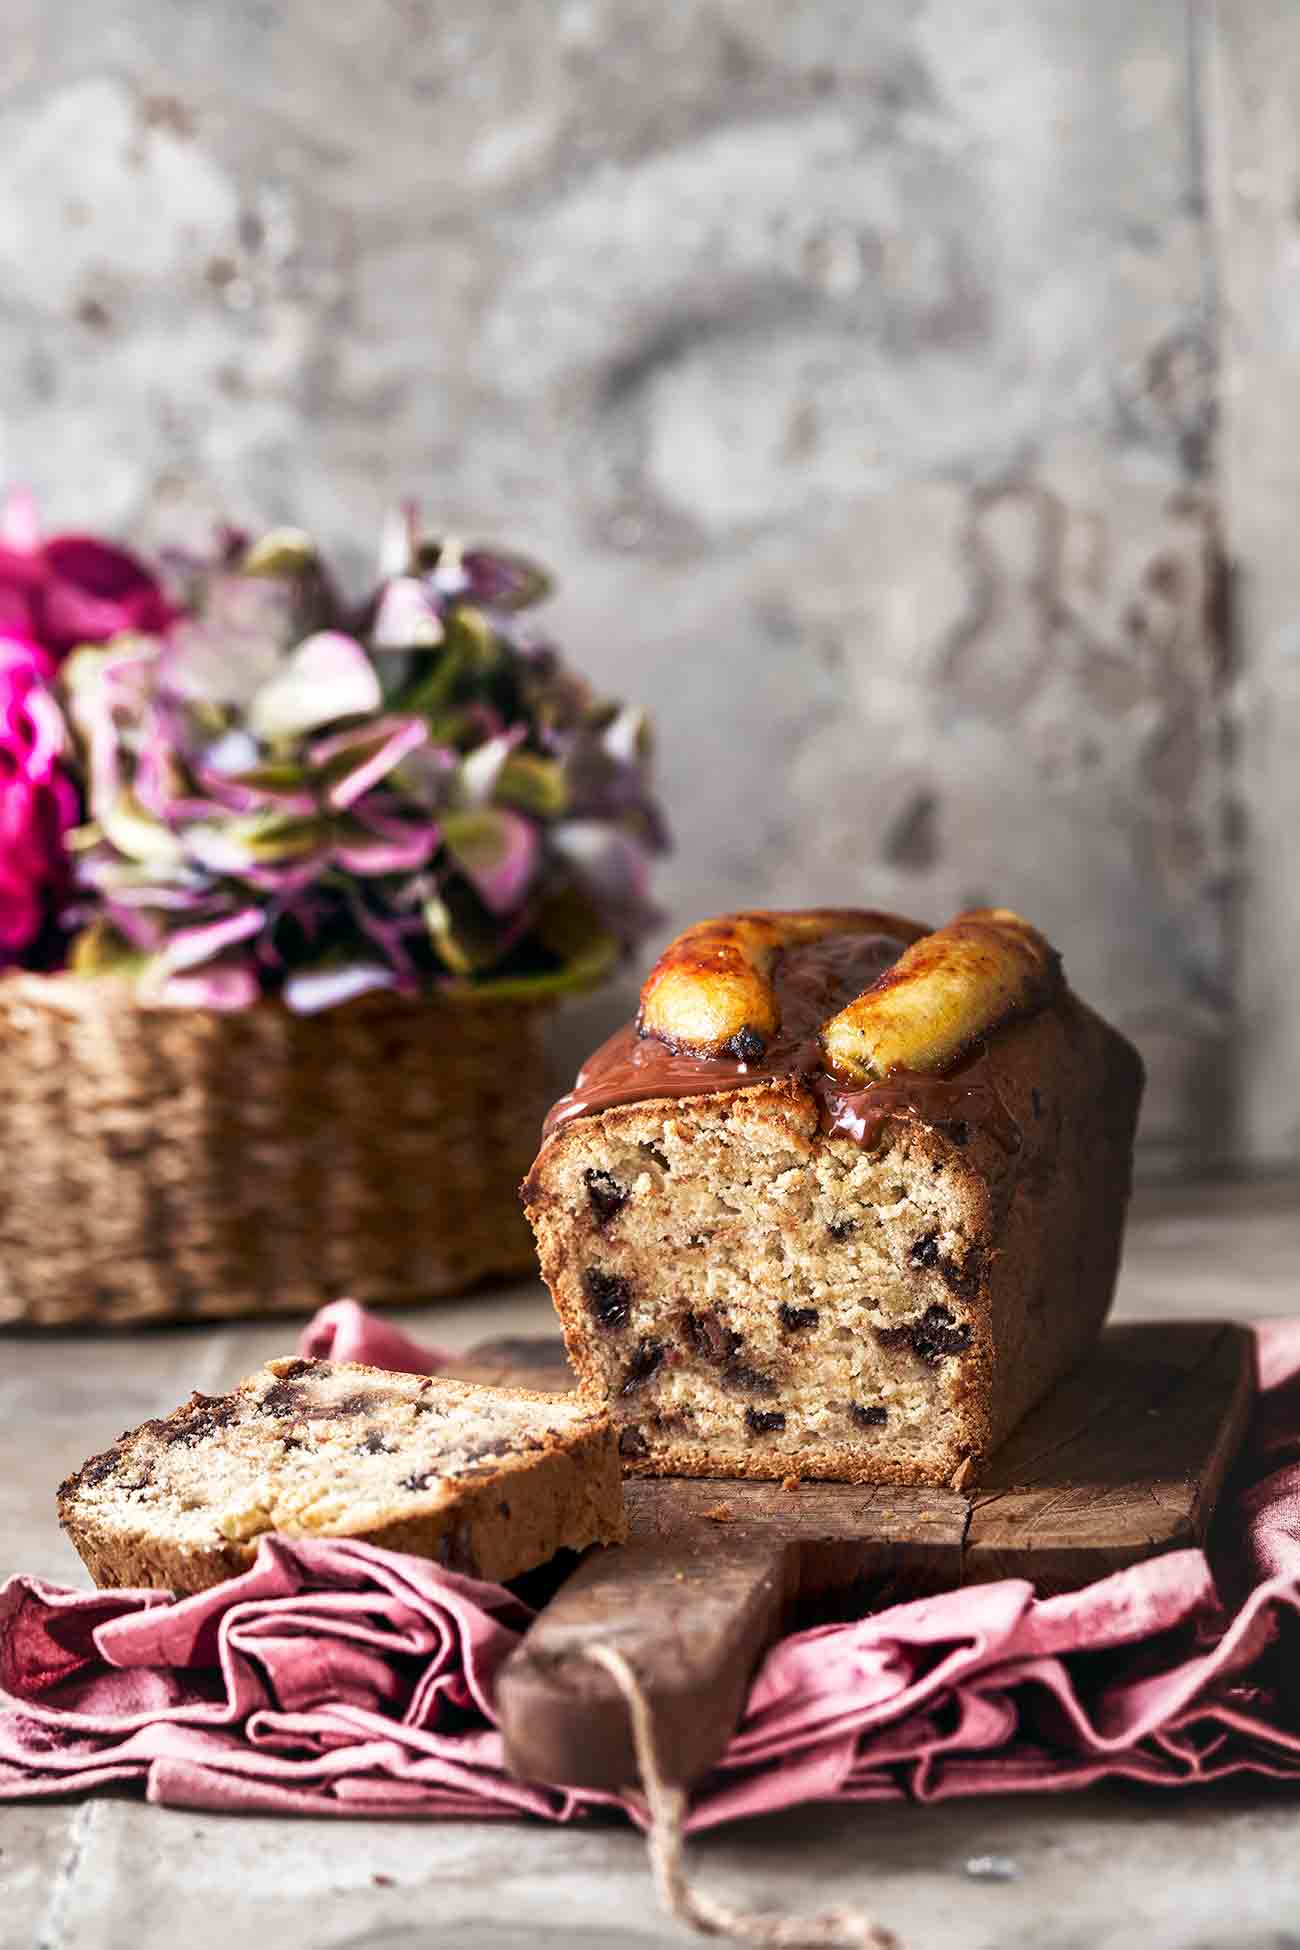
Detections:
0,0,1290,1170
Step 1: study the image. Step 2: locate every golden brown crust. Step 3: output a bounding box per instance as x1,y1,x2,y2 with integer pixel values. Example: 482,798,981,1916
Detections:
636,907,926,1058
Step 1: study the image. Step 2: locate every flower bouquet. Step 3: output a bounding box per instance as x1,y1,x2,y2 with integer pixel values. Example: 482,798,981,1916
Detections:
0,500,664,1325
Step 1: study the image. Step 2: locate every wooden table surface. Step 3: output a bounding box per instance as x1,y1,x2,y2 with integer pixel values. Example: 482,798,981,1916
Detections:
3,1176,1299,1950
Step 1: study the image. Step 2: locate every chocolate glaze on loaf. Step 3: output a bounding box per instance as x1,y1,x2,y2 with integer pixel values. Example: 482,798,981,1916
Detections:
546,927,1025,1155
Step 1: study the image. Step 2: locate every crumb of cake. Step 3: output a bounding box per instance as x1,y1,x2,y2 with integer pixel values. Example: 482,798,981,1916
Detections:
781,1473,801,1492
949,1454,976,1493
704,1501,733,1522
58,1359,625,1593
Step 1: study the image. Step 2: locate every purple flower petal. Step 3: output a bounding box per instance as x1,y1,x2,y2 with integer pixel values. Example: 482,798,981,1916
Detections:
39,533,174,649
313,715,428,811
442,807,538,916
460,546,551,611
147,962,263,1011
332,805,439,876
248,632,382,741
156,907,265,975
457,725,526,806
193,753,317,819
282,964,399,1014
202,729,261,775
371,577,444,650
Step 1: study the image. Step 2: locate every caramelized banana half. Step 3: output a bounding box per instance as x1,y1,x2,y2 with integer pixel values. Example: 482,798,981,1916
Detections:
637,908,925,1059
820,907,1061,1083
637,904,1060,1077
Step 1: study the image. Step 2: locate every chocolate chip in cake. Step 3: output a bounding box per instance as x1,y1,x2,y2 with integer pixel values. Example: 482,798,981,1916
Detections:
463,1435,516,1463
940,1250,983,1301
910,1231,942,1271
620,1339,665,1394
911,1305,972,1363
875,1307,971,1364
583,1266,632,1331
169,1394,240,1445
909,1230,981,1299
723,1360,778,1397
745,1408,786,1435
335,1391,380,1416
683,1309,741,1365
828,1217,857,1240
618,1425,649,1458
639,1142,670,1171
357,1430,395,1456
399,1469,435,1493
257,1379,306,1418
873,1322,911,1351
938,1118,971,1147
778,1304,820,1331
850,1402,888,1428
729,1027,766,1062
583,1168,628,1227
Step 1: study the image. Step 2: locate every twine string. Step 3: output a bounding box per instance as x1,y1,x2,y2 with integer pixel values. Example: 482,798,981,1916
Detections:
585,1643,900,1950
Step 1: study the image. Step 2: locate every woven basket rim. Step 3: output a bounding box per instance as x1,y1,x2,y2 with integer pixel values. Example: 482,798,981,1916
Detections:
0,967,556,1023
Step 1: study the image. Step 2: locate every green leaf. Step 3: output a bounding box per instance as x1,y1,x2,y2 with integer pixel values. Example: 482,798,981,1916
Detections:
248,633,382,742
422,891,495,976
533,885,614,963
402,640,468,722
448,936,616,1002
439,887,618,1000
100,790,188,868
495,751,568,819
186,812,328,871
69,922,148,979
443,605,499,674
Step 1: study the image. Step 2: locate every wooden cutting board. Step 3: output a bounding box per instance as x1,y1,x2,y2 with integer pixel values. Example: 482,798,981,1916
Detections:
443,1320,1254,1794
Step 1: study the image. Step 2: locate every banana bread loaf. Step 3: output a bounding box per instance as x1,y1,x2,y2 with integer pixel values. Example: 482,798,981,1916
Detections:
523,907,1143,1487
58,1356,626,1592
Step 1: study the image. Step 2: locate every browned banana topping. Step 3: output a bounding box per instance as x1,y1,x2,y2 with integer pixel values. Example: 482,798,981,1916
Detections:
635,904,1059,1080
820,908,1061,1082
636,908,925,1059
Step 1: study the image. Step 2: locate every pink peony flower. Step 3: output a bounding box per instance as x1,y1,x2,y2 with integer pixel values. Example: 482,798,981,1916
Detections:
0,490,173,659
0,635,78,965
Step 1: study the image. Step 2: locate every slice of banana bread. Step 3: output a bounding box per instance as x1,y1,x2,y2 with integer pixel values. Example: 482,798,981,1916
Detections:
523,908,1143,1487
58,1357,626,1593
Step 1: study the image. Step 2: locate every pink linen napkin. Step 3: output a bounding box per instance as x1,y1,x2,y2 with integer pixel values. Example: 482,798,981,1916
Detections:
4,1314,1300,1825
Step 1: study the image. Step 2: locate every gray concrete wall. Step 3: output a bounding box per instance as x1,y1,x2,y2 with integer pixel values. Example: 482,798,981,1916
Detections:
0,1,1289,1170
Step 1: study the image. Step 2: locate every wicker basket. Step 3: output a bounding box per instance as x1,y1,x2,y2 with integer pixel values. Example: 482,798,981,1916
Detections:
0,973,551,1327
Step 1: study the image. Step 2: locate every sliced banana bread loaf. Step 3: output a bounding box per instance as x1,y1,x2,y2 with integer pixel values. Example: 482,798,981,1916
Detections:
523,907,1143,1487
58,1356,625,1592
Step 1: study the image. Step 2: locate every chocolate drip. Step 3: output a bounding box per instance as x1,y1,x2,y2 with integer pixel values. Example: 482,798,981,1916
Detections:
543,926,1023,1155
812,1050,1022,1155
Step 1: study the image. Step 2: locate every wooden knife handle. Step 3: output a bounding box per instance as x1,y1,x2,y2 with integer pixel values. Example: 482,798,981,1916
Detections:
497,1530,792,1792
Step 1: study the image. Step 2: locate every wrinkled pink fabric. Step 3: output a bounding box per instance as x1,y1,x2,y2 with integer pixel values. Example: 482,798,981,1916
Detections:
4,1314,1300,1827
